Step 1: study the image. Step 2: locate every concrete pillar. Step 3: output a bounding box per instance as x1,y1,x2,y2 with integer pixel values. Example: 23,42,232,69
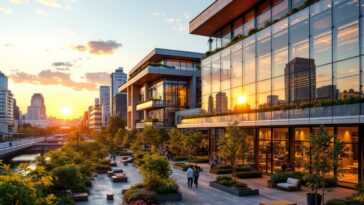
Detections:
130,85,139,129
143,83,149,120
189,76,197,108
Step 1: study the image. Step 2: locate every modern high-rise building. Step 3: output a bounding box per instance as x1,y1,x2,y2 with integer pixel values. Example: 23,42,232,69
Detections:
111,67,128,115
112,93,127,122
0,72,14,133
119,48,203,129
99,86,111,126
88,98,102,131
179,0,364,186
24,93,47,127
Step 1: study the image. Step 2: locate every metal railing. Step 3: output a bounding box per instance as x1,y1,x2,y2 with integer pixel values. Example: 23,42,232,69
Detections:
0,137,45,150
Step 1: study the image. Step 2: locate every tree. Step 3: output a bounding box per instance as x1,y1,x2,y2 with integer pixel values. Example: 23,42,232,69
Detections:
140,155,170,179
217,121,244,177
168,128,186,156
51,165,85,191
123,129,137,148
0,161,55,205
106,116,126,137
304,126,344,205
185,131,203,156
138,126,162,153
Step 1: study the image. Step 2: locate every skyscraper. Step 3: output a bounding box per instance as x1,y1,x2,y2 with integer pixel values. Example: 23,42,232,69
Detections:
0,72,14,133
24,93,47,127
99,86,111,126
110,67,127,116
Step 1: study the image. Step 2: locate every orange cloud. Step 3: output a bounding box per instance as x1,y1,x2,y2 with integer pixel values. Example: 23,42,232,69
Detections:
71,40,122,55
10,70,110,91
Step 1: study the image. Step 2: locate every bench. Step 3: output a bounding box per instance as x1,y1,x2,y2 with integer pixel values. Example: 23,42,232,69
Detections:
72,193,88,201
277,178,301,192
112,173,128,182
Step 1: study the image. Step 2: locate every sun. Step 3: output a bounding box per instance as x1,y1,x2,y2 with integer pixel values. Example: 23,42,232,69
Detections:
60,107,72,117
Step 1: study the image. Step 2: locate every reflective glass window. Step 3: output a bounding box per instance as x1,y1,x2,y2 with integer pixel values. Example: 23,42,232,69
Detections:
310,0,332,16
272,76,286,91
334,75,360,100
292,0,305,9
310,10,332,66
289,7,309,26
258,92,272,108
315,80,333,100
221,48,231,91
222,25,231,47
243,83,256,96
201,64,211,97
258,55,272,81
272,0,288,21
258,79,272,94
334,57,360,79
257,36,271,56
233,18,243,37
244,10,256,36
272,29,288,77
231,47,243,87
231,86,242,112
272,89,287,105
272,18,288,34
258,1,271,28
333,0,360,60
290,20,309,60
289,69,311,103
216,90,230,112
314,64,332,83
211,53,221,93
294,128,310,172
243,59,256,85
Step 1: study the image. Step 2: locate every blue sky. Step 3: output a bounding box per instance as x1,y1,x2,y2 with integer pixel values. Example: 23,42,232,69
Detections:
0,0,212,118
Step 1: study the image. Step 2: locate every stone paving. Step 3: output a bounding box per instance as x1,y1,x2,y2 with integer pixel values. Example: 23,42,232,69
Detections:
79,158,355,205
77,157,142,205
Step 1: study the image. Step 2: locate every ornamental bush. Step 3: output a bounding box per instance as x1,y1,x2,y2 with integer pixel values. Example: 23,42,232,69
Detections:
235,171,262,179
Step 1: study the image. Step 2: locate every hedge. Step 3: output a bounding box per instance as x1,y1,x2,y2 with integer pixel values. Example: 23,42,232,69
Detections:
187,156,209,163
172,156,188,161
210,165,253,174
236,171,262,179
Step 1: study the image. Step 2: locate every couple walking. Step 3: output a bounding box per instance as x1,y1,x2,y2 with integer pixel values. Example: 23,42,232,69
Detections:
186,165,200,188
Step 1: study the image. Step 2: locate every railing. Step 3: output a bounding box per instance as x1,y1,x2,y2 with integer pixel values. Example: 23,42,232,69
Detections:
136,99,167,111
179,103,364,126
135,121,167,129
0,137,45,151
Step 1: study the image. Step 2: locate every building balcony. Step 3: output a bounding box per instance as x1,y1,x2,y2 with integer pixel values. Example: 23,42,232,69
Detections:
177,103,364,128
135,121,168,129
136,99,167,111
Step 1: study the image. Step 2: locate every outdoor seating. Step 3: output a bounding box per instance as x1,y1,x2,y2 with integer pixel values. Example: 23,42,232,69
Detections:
106,193,114,200
72,192,88,201
277,178,301,192
112,173,128,182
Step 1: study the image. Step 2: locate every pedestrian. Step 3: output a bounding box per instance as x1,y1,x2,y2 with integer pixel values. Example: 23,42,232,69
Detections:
112,154,116,162
186,165,194,188
193,165,200,188
9,142,12,147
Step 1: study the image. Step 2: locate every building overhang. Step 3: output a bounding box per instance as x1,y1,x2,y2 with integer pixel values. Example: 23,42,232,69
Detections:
189,0,260,37
119,66,200,92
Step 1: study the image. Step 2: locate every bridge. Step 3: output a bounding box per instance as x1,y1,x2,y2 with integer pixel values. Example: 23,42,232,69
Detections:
0,136,65,157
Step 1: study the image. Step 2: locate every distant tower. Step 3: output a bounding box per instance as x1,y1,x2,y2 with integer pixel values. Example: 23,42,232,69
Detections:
24,93,47,127
111,67,127,115
99,86,111,126
0,72,14,133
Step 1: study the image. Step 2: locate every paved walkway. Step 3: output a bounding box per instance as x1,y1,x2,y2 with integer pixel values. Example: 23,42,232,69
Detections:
78,157,142,205
170,162,356,205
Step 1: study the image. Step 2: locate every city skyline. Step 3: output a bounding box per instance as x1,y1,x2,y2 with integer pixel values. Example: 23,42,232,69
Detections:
0,0,212,119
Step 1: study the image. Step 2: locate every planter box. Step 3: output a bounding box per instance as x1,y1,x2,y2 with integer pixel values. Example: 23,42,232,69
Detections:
157,192,182,202
209,181,259,196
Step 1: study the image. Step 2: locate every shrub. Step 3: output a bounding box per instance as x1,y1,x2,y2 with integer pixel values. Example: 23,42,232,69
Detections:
124,187,157,204
232,182,248,190
154,178,179,194
236,171,262,179
236,166,253,172
218,180,235,187
172,156,188,161
51,165,85,191
187,156,209,163
140,155,170,178
269,172,304,184
211,169,232,174
216,176,232,182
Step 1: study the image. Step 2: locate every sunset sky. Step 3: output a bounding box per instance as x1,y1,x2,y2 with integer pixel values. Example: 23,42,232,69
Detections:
0,0,211,119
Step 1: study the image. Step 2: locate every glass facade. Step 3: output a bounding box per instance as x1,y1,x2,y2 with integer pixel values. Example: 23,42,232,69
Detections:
202,0,362,114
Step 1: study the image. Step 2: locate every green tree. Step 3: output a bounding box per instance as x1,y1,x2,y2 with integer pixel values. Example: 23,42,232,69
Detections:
185,131,203,156
139,126,162,153
168,128,186,156
123,129,137,148
106,116,126,137
217,121,244,177
304,126,344,205
140,155,170,179
51,165,85,191
0,161,55,205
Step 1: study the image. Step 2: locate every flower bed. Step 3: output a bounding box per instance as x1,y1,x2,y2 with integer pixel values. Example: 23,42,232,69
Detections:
209,176,259,196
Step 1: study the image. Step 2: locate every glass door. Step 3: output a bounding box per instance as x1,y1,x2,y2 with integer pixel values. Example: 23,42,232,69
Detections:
273,128,289,173
258,128,272,173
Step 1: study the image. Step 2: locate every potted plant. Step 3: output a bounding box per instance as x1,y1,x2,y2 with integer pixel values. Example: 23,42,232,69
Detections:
303,126,344,205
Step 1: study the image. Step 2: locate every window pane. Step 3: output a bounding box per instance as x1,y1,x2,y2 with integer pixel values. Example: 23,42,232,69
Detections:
258,92,272,108
243,83,256,96
216,90,230,112
334,75,360,100
201,64,211,96
289,67,311,103
314,64,332,83
231,86,242,112
311,10,332,66
272,0,288,21
272,89,287,105
258,79,272,93
231,49,243,87
272,18,288,34
333,0,360,60
315,80,333,100
211,54,221,93
292,0,305,9
257,36,271,56
222,25,231,47
272,76,286,91
273,48,288,77
258,1,271,28
310,0,332,16
233,18,243,37
334,57,360,78
221,48,231,91
290,21,309,60
289,7,309,26
258,55,272,81
243,59,256,84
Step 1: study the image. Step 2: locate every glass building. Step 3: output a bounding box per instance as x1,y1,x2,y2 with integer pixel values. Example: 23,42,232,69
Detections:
119,48,203,129
180,0,364,186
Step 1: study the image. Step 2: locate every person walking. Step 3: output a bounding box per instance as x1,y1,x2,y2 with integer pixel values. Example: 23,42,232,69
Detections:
186,165,194,188
193,165,200,188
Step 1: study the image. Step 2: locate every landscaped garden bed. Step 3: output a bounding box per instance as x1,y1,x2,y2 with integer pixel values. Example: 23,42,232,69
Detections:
267,172,337,188
209,176,259,196
173,163,203,172
172,155,209,163
210,165,253,174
